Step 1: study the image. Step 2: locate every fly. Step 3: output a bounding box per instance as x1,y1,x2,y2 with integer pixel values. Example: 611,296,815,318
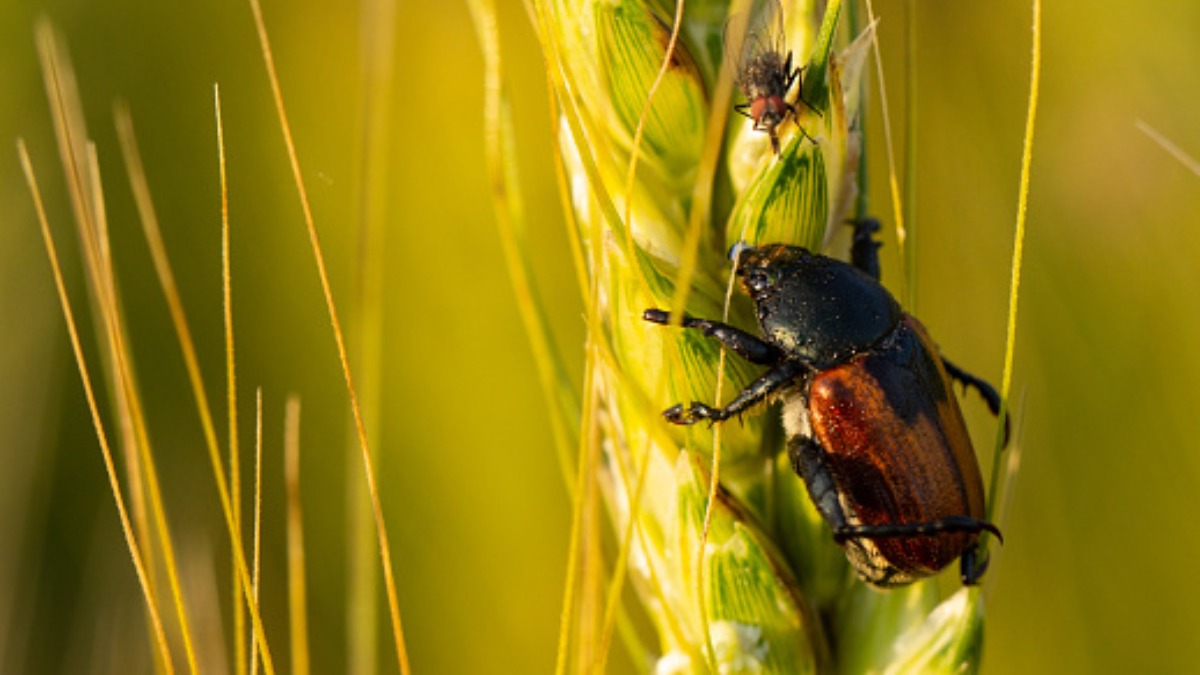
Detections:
724,0,817,155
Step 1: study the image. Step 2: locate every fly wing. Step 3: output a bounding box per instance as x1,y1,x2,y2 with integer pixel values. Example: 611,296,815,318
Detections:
722,10,753,90
722,0,786,91
749,0,787,61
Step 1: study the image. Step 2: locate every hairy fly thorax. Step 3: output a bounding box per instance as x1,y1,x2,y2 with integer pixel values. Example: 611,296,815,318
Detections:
741,51,791,101
741,51,792,130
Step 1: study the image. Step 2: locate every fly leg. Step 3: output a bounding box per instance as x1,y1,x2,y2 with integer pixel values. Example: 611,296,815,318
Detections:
781,52,818,145
788,61,821,118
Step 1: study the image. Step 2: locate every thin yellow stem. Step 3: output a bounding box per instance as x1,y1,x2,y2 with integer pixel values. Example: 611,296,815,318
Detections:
37,25,204,671
554,292,602,675
1136,120,1200,176
546,79,591,310
902,0,918,310
215,83,248,675
245,1,409,671
250,388,264,675
34,17,158,621
989,0,1041,527
863,0,908,294
346,1,396,672
91,138,200,675
114,104,274,675
284,396,310,675
595,428,652,671
19,140,175,674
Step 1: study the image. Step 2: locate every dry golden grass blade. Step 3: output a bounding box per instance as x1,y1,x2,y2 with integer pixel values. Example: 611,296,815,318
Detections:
594,421,653,672
863,0,908,293
902,0,919,309
988,0,1041,530
574,386,607,673
346,2,398,671
35,22,203,672
91,138,202,675
1136,119,1200,176
243,1,410,671
17,139,175,674
113,103,273,675
545,83,592,309
467,0,582,494
554,337,601,675
284,396,310,675
212,83,249,675
250,388,264,675
33,17,152,581
473,3,640,668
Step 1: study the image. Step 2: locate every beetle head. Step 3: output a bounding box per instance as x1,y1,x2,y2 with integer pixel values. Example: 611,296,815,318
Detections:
732,243,902,368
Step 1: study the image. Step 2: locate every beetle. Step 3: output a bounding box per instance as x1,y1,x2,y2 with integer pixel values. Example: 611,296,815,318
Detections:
643,219,1004,587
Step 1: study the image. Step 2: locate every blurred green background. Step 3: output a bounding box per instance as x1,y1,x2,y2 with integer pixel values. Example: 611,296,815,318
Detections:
2,0,1198,673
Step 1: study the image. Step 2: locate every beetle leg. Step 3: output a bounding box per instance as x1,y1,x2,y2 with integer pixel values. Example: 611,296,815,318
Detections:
787,435,850,533
959,542,991,586
941,358,1011,446
847,217,882,281
643,309,784,365
832,516,1003,544
662,360,806,425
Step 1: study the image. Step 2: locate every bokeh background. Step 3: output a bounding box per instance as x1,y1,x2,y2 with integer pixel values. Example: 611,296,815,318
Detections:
1,0,1198,673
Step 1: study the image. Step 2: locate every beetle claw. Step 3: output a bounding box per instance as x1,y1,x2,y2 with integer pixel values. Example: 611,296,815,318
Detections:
961,547,990,585
689,403,722,423
662,403,694,425
662,402,726,426
643,308,669,325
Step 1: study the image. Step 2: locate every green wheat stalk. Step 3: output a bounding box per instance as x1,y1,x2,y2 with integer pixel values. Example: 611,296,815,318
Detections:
482,0,1039,671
